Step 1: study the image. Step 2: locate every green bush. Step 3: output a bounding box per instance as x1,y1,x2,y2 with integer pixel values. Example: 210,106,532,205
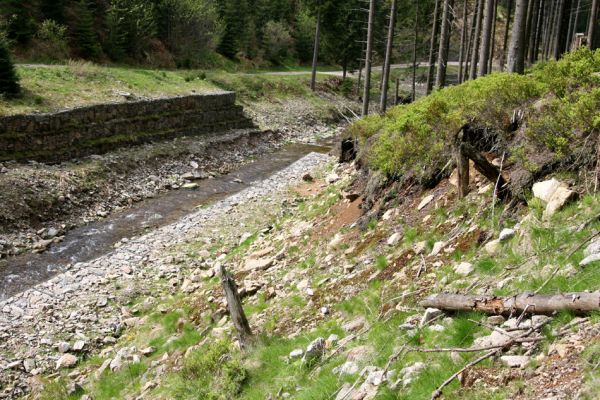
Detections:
350,48,600,182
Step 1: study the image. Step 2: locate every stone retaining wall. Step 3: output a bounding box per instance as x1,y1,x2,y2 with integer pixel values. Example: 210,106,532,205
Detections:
0,92,255,162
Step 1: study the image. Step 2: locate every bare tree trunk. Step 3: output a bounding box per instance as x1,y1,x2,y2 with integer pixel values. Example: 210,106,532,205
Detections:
527,0,540,64
411,0,419,101
523,0,535,63
357,41,365,100
426,0,442,94
421,292,600,316
310,1,322,92
219,265,253,349
532,0,544,61
469,0,485,79
380,0,398,113
544,0,558,59
553,0,567,59
479,0,496,76
362,0,376,116
454,143,470,198
464,1,478,80
436,0,455,89
588,0,599,49
566,0,581,50
489,0,499,72
508,0,528,73
458,0,469,83
500,0,513,71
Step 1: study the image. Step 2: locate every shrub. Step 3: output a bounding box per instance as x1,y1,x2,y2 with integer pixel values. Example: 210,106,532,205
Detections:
30,20,69,61
263,20,295,65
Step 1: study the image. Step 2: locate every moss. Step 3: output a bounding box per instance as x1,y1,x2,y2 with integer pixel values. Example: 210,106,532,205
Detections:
350,48,600,182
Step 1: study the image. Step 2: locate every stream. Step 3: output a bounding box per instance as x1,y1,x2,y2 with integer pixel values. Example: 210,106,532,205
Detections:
0,142,331,301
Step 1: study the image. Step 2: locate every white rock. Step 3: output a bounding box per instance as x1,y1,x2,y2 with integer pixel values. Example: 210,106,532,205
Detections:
333,361,360,376
289,349,304,359
417,195,434,210
326,173,340,184
533,179,563,202
584,238,600,257
181,183,199,189
454,262,474,276
413,241,427,255
387,232,402,246
72,341,86,351
544,186,576,218
429,241,445,256
580,254,600,267
244,257,274,271
500,355,530,368
420,308,443,327
499,228,516,241
304,338,325,361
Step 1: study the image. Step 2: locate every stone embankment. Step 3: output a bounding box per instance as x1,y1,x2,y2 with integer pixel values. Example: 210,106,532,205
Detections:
0,92,254,162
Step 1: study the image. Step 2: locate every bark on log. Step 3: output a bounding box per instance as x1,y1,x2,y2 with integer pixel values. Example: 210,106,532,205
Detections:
460,142,509,199
219,264,253,348
421,292,600,315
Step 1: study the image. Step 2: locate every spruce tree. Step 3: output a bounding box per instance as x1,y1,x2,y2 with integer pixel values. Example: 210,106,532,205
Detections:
0,40,20,97
76,0,101,59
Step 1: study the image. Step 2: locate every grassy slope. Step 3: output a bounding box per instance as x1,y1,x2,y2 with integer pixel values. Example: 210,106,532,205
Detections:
34,161,600,400
0,61,342,116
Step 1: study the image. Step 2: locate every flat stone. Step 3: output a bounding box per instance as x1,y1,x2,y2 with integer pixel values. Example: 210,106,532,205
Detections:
343,316,368,333
454,262,474,276
429,241,445,256
72,341,86,351
417,195,434,210
500,355,530,368
333,361,359,376
584,238,600,257
387,232,402,246
181,183,199,190
244,258,274,271
544,186,576,218
56,354,77,369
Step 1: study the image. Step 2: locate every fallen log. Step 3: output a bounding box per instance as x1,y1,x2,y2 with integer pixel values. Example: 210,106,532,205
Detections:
460,142,509,200
421,292,600,315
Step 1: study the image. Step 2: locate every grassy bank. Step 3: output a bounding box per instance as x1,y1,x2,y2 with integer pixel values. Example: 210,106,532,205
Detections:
0,62,346,116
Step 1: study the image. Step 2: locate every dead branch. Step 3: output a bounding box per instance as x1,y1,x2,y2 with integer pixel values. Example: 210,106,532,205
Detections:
421,292,600,315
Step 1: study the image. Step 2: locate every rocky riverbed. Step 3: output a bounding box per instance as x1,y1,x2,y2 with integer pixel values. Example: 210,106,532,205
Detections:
0,151,332,397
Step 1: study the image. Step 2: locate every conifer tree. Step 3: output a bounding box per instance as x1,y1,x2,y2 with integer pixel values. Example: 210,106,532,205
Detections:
0,40,20,97
76,0,101,59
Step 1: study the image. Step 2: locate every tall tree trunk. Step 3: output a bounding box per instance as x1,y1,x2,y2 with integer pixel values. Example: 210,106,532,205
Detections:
310,1,322,92
464,2,478,80
500,0,513,71
412,0,419,101
436,0,455,89
543,0,557,60
527,0,540,63
479,0,496,76
553,0,567,59
380,0,398,113
532,0,544,62
357,40,365,100
523,0,535,62
469,0,485,79
508,0,528,73
489,0,499,72
588,0,599,49
426,0,442,94
458,0,469,83
566,0,581,50
362,0,376,116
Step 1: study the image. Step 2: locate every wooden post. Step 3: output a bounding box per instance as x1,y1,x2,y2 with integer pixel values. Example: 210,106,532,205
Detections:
219,264,253,349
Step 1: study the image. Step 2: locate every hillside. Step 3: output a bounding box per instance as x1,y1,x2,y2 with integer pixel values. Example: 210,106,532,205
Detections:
1,49,597,400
